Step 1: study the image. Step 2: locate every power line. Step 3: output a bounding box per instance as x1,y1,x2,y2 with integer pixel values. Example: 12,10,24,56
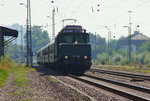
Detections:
69,0,89,18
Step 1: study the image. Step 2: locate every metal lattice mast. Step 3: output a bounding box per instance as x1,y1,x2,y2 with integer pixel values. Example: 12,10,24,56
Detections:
26,0,32,67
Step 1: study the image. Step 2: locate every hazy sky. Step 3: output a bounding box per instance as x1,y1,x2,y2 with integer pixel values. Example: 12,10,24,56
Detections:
0,0,150,39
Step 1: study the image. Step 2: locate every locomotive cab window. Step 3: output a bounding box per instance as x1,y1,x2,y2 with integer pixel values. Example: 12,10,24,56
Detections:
59,34,89,43
61,35,73,43
74,34,88,43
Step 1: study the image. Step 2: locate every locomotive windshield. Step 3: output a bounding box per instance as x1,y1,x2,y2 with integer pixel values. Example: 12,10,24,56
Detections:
74,35,85,43
62,35,73,43
60,34,89,43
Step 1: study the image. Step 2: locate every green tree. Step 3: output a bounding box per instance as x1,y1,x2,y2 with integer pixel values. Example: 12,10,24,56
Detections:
117,49,127,57
89,33,107,59
109,39,118,51
139,40,150,52
31,26,50,55
97,53,109,65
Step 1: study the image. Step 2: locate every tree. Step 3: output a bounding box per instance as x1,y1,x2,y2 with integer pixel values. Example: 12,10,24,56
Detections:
109,39,118,50
139,40,150,52
89,33,107,59
31,26,50,55
117,49,127,57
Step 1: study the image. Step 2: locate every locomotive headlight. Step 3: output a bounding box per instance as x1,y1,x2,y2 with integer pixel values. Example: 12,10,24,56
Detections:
74,41,78,45
65,56,68,59
84,56,87,59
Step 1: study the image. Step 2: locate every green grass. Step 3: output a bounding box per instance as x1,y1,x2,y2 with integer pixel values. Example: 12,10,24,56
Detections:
0,69,9,86
49,77,59,82
0,55,13,86
13,65,27,87
0,56,31,100
9,91,22,96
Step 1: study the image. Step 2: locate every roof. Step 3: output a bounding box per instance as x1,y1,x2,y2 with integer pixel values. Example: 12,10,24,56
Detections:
60,25,86,33
122,31,150,41
0,26,18,37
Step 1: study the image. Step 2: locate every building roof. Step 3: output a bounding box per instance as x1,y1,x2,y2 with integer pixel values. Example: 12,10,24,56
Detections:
122,31,150,41
0,26,18,37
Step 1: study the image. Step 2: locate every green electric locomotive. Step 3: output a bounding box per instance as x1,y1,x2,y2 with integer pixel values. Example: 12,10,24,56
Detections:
37,25,92,73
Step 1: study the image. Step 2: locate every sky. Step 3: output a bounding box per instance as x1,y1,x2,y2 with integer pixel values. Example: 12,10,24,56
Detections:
0,0,150,39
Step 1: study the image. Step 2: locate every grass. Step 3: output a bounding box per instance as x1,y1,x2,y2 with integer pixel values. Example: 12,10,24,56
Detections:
9,91,22,96
0,69,9,86
0,55,32,100
49,77,59,82
0,55,12,86
0,55,28,87
29,68,36,71
0,55,12,70
13,64,27,87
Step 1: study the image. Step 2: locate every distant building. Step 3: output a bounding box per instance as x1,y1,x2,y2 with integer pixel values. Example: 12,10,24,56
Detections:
117,31,150,52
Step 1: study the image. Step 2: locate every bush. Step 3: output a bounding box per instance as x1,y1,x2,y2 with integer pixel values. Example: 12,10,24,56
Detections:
0,55,12,71
120,60,128,66
114,56,121,63
144,53,150,64
145,63,150,68
97,53,109,64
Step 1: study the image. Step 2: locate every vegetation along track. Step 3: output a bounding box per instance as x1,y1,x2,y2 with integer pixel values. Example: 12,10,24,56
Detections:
68,74,150,101
90,68,150,81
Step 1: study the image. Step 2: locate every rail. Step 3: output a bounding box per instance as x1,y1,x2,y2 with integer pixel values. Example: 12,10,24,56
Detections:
90,68,150,80
68,74,150,101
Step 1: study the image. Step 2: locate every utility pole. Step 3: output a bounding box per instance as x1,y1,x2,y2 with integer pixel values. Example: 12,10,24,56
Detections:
20,25,23,62
51,0,55,41
128,11,132,63
108,29,111,64
26,0,32,67
105,26,111,64
15,38,17,61
52,8,55,40
0,27,4,57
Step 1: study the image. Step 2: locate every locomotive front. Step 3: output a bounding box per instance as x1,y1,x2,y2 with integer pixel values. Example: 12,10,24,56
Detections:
56,25,92,73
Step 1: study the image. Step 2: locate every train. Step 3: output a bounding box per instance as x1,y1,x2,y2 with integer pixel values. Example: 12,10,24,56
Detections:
37,25,92,74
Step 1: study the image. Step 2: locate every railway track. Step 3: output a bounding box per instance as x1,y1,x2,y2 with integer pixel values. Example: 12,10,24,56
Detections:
68,74,150,101
90,68,150,81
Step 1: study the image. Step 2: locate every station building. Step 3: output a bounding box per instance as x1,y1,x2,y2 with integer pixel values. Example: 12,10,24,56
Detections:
117,31,150,52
